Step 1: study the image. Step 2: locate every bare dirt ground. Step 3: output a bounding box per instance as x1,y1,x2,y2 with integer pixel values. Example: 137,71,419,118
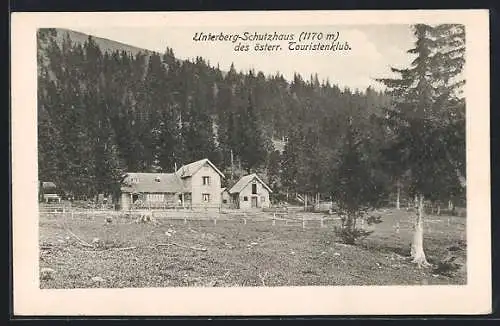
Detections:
39,207,466,288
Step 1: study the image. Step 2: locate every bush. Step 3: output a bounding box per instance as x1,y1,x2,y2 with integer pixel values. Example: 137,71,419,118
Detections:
333,225,374,245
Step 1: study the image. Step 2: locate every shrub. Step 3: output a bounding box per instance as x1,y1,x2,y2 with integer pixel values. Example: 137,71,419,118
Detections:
333,225,374,245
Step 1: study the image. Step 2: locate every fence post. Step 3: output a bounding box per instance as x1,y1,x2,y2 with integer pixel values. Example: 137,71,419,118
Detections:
320,216,324,228
395,221,400,234
214,217,217,225
302,216,306,230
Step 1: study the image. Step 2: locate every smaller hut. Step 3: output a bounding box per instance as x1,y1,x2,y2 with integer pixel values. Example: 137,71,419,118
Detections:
227,174,272,209
39,181,61,203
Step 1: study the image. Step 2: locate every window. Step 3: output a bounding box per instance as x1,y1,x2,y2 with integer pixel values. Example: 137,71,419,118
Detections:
203,194,210,202
243,196,248,201
130,177,139,184
155,176,161,182
252,183,257,194
202,176,211,185
223,199,227,204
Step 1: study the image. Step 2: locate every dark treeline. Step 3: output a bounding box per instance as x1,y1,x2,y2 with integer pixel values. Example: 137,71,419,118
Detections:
38,28,396,200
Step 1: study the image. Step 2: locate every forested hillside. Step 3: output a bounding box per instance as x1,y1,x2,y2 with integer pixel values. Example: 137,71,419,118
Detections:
37,28,397,200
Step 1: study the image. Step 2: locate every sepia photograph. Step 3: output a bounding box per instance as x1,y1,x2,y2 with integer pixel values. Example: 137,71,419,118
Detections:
11,10,490,315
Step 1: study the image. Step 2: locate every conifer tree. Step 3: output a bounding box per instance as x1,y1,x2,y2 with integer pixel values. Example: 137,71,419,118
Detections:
238,94,267,173
329,102,391,244
377,24,466,267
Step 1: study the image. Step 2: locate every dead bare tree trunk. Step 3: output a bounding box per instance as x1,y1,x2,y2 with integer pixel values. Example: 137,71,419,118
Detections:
396,183,401,210
410,194,431,268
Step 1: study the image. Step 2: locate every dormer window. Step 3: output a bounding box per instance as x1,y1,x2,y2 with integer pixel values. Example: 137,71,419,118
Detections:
130,177,139,184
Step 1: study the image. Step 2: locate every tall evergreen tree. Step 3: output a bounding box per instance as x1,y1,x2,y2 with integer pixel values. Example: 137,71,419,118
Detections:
377,24,466,267
237,94,267,173
328,100,391,244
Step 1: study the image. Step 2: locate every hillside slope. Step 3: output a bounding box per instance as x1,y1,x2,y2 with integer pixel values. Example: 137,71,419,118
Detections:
37,27,393,198
49,28,287,153
54,28,152,57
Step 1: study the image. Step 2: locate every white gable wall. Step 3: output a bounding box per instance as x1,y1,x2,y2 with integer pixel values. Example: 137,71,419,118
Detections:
190,163,222,207
237,178,270,209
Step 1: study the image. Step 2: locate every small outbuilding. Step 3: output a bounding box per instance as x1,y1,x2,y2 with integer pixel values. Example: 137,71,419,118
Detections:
227,174,272,209
39,181,61,203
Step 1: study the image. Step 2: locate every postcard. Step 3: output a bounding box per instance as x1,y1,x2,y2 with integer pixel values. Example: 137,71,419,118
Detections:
11,10,491,316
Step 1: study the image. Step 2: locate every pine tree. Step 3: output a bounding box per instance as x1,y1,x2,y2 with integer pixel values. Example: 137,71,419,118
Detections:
281,126,302,197
377,24,466,267
266,150,282,193
237,94,267,173
329,103,390,244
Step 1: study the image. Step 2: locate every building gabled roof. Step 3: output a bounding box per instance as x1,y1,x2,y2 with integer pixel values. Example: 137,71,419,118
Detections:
228,173,272,194
41,181,57,190
176,158,225,179
120,172,186,193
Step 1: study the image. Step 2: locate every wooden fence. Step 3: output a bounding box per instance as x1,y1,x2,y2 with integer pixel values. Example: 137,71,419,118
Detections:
39,203,346,229
38,203,465,235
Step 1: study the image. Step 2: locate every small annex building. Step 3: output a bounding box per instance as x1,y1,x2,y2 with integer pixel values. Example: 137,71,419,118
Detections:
227,173,272,209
